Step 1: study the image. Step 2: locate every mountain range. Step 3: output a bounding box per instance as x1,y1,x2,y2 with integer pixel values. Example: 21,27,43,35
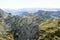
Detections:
1,8,60,18
3,8,60,15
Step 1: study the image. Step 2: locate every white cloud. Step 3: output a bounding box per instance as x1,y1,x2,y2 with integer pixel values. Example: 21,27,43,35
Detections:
0,0,60,9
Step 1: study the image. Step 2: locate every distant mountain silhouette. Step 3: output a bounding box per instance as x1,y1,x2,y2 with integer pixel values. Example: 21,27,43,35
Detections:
3,8,60,18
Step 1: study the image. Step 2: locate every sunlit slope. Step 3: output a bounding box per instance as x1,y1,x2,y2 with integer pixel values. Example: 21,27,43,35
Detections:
39,17,60,30
38,17,60,40
0,9,14,40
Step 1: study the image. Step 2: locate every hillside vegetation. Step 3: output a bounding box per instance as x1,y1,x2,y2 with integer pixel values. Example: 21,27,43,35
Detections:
0,9,60,40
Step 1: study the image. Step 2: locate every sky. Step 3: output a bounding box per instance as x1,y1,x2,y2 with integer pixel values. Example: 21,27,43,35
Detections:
0,0,60,9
